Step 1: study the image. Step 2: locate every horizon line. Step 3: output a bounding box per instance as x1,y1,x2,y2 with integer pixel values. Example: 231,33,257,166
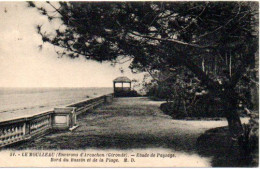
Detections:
0,86,113,88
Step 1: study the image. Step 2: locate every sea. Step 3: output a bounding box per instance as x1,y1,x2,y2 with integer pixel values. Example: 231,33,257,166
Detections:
0,87,112,122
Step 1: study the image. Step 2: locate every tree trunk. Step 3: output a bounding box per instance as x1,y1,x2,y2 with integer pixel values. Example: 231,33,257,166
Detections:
170,52,244,138
226,107,243,139
221,89,243,139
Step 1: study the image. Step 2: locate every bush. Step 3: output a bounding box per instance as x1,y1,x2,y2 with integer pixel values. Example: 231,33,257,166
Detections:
238,124,259,166
146,85,172,101
160,94,227,119
188,94,226,118
160,102,188,119
237,112,259,166
114,90,140,97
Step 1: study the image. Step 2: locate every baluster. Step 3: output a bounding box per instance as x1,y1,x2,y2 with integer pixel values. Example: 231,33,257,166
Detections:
1,128,5,144
15,126,18,140
35,120,38,130
22,122,26,136
10,127,14,141
9,127,12,142
5,128,9,143
7,128,11,141
19,124,23,137
40,119,43,128
39,120,42,128
15,125,20,140
31,122,35,133
0,128,3,145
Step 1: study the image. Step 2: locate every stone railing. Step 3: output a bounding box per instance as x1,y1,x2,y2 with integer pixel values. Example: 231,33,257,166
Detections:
0,93,113,148
0,111,53,148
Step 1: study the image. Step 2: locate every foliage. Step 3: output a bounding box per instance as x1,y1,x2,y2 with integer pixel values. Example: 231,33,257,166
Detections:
114,90,139,97
145,67,253,118
237,124,258,165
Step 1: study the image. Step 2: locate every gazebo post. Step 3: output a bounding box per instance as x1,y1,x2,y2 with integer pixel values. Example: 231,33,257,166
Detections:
113,82,116,93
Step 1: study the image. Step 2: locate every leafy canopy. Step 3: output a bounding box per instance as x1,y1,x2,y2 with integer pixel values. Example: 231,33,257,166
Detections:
29,1,258,91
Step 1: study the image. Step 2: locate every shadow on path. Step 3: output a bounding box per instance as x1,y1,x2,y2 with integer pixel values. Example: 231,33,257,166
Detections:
197,126,258,167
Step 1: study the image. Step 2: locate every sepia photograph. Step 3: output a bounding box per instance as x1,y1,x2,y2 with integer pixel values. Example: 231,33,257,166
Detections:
0,1,259,167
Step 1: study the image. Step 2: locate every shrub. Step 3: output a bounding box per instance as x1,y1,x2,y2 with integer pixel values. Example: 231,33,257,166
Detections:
237,112,259,166
160,102,188,119
160,94,227,119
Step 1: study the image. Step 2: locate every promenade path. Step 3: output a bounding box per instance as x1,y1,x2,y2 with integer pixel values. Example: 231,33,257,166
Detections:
8,97,249,167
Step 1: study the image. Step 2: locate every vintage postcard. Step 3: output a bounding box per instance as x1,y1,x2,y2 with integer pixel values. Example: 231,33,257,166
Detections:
0,1,258,167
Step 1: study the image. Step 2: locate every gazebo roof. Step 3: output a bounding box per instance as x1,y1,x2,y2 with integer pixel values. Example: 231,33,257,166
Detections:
113,76,131,83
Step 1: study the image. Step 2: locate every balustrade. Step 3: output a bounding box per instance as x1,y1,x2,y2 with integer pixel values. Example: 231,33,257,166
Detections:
30,114,52,135
0,93,113,148
0,123,25,147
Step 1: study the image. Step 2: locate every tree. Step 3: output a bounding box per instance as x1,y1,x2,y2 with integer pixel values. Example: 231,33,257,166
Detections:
28,1,258,139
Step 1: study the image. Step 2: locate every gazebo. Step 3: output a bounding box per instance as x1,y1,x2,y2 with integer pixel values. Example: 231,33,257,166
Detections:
113,76,132,97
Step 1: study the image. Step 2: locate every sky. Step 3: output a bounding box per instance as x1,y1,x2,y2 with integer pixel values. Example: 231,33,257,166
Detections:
0,2,144,88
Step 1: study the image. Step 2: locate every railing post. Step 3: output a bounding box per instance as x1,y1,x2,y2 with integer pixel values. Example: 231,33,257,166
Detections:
104,95,107,103
53,107,76,130
22,121,30,137
72,108,77,127
104,94,113,104
49,113,53,129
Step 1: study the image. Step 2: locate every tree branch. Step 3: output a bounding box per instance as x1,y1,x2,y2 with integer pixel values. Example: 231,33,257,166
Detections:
178,3,208,33
198,4,241,39
130,31,214,49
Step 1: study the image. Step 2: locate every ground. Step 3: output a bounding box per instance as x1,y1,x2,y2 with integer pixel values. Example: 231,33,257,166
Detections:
197,126,259,167
6,97,249,167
